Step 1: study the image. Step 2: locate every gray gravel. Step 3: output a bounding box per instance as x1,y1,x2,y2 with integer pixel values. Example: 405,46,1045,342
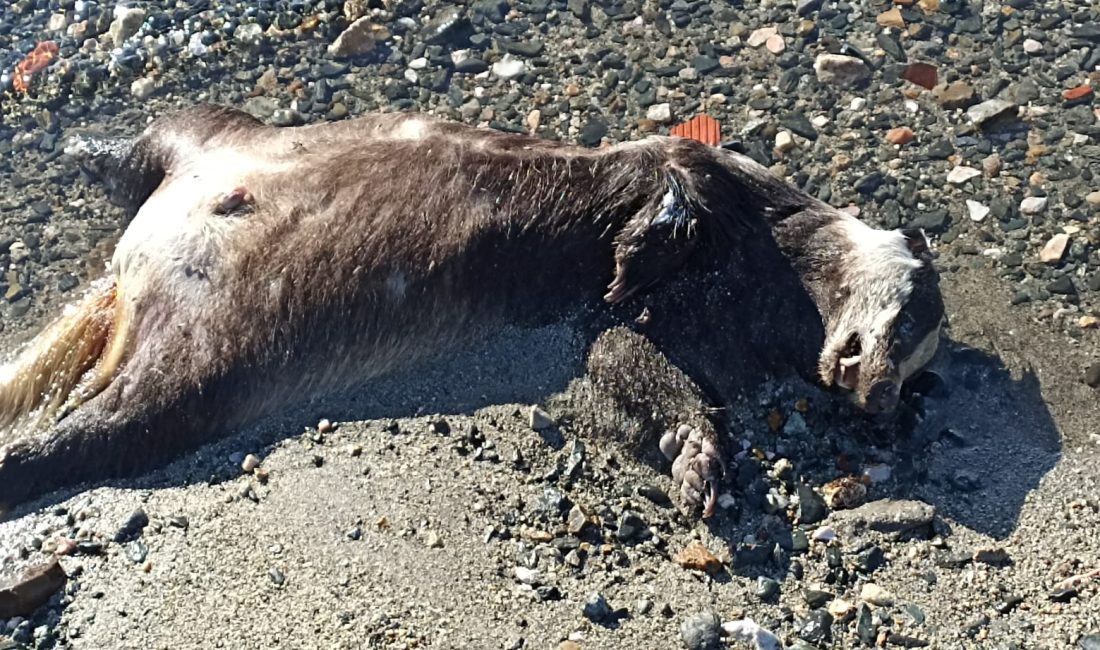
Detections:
1,0,1099,648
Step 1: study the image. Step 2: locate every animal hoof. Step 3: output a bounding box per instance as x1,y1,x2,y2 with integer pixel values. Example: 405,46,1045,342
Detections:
665,424,725,518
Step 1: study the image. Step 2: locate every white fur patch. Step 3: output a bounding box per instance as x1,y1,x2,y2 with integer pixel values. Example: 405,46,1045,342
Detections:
393,119,427,141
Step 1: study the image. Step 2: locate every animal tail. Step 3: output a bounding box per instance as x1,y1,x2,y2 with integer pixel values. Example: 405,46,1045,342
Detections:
0,279,128,439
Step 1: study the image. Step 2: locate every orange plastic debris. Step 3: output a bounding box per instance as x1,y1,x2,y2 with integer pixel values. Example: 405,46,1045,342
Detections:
1063,85,1094,102
12,41,59,93
670,114,721,146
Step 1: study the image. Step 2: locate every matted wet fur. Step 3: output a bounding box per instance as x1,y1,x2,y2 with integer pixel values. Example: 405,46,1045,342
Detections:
0,104,944,514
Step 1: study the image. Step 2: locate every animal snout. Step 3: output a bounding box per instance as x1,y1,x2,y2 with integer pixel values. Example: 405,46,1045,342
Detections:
864,379,901,414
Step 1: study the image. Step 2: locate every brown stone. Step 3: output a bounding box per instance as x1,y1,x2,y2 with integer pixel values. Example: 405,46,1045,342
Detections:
901,63,938,90
0,559,67,618
675,542,724,574
932,80,976,109
885,126,915,145
877,7,905,28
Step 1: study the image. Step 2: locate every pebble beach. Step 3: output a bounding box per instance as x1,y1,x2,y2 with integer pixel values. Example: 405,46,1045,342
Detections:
0,0,1099,648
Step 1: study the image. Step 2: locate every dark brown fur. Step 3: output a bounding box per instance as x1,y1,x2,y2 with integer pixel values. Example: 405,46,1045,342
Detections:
0,105,941,511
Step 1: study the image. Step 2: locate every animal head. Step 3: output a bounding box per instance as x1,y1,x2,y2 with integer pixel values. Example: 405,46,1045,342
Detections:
816,220,944,414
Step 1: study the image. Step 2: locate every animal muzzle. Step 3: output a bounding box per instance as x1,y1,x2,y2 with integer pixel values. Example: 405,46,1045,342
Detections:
860,379,901,414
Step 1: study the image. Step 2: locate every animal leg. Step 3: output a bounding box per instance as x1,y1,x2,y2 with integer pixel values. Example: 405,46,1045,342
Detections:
562,326,726,517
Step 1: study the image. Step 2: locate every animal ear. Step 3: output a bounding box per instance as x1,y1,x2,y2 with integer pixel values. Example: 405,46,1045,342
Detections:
901,227,930,258
605,173,701,304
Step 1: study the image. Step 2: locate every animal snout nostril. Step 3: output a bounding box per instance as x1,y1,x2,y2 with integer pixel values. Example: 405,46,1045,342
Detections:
866,380,901,413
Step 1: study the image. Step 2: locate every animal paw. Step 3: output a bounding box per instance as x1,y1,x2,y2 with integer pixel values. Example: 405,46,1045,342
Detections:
659,424,725,518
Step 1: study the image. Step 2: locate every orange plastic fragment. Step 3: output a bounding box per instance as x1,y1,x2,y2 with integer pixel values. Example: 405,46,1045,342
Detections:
670,114,721,146
12,41,59,93
1063,85,1094,102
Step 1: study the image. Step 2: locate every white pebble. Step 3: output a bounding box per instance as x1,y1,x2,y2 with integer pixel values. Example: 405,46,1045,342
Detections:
1022,38,1043,55
775,130,795,153
811,526,836,542
241,454,261,473
492,56,525,80
961,200,989,223
861,583,895,606
130,77,155,100
646,102,672,123
1020,196,1048,214
946,166,981,184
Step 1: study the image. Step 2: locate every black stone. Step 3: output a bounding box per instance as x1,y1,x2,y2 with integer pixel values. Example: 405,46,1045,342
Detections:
583,592,612,622
856,604,877,645
114,508,149,542
803,588,834,609
797,484,826,524
454,58,489,74
578,118,608,147
1085,363,1100,388
1047,276,1076,295
798,610,833,644
781,112,818,140
756,577,780,600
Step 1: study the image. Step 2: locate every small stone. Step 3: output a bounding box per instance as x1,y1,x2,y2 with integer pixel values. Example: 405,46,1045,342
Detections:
861,583,895,606
328,16,382,58
982,154,1002,177
582,591,612,622
680,612,723,650
804,588,834,609
828,598,856,620
492,56,525,79
0,560,67,619
799,610,833,644
756,576,780,600
814,54,870,87
566,504,590,535
967,99,1017,127
529,407,553,430
424,531,443,548
775,130,795,153
765,34,786,54
317,418,334,434
1086,363,1100,388
722,619,782,650
747,26,778,48
114,509,149,543
966,200,990,222
616,511,646,540
675,542,723,574
1079,634,1100,650
1022,38,1043,55
130,77,155,100
827,499,935,536
1085,191,1100,208
1040,234,1069,263
856,604,877,644
973,547,1010,565
646,103,672,124
241,454,261,473
877,7,905,28
947,166,982,184
901,63,938,90
109,6,146,45
886,127,915,145
797,484,827,524
1080,316,1098,330
932,81,975,109
269,567,286,585
1020,196,1048,215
